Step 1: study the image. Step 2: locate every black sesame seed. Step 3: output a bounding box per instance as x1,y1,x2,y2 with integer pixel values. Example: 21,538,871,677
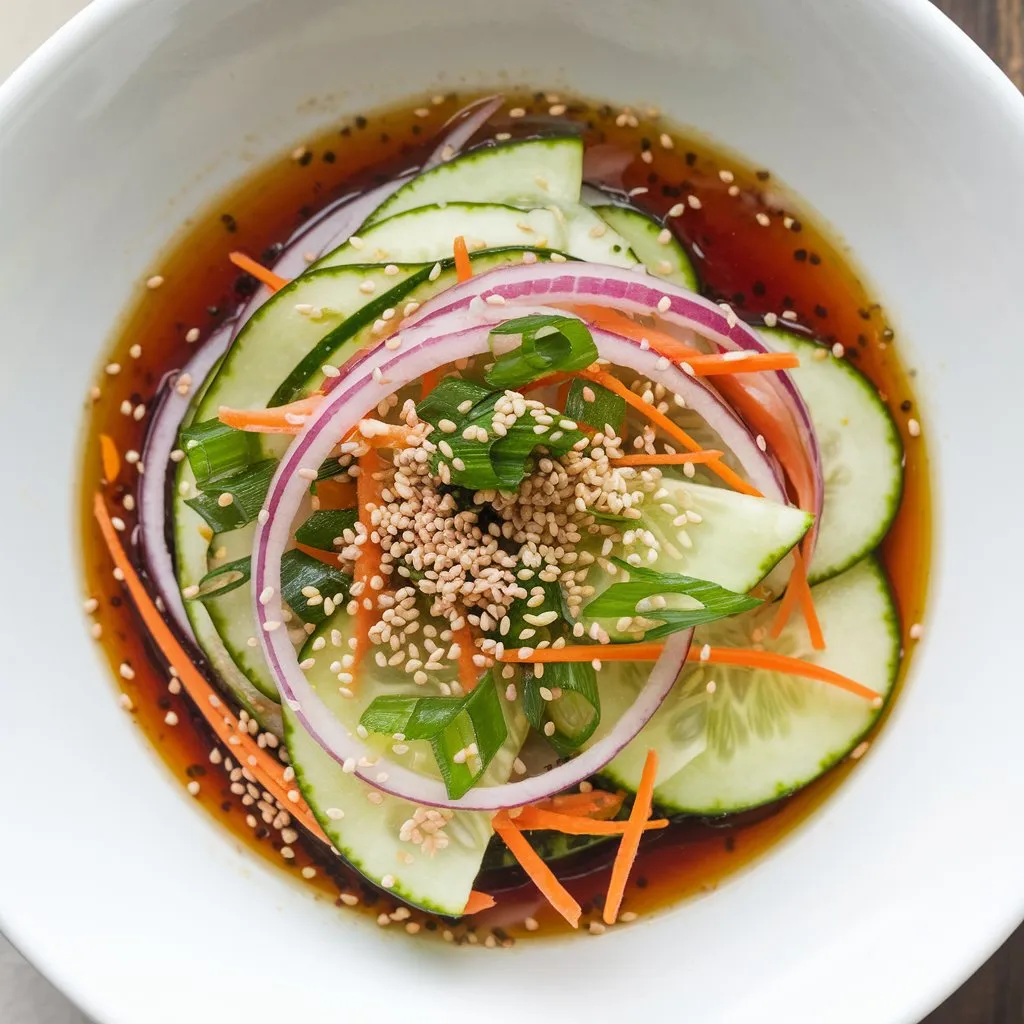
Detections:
220,213,238,233
110,595,122,608
814,304,828,318
724,836,736,852
808,252,821,265
234,274,259,298
857,334,868,347
636,876,648,889
685,152,697,167
355,115,367,129
425,919,438,931
794,248,807,262
752,280,766,297
756,169,770,181
900,399,913,412
206,305,220,317
789,218,803,232
858,307,871,320
186,764,207,778
379,133,390,144
340,126,351,137
157,696,170,710
221,801,233,813
255,826,270,840
322,150,336,164
640,137,651,151
411,124,421,135
297,151,312,167
732,292,746,306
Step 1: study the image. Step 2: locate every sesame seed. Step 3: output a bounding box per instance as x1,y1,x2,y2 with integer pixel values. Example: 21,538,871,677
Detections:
686,194,702,210
105,362,121,376
291,145,307,161
755,212,771,227
909,622,924,640
164,711,179,726
146,275,165,290
781,310,798,322
850,740,870,760
657,296,671,312
186,781,200,796
118,693,133,711
543,721,555,737
381,874,395,888
118,662,135,680
763,312,778,327
509,107,526,118
656,228,672,246
185,327,200,343
907,418,921,437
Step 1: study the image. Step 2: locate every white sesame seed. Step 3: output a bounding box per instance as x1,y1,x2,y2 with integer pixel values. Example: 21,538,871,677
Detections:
755,212,771,227
907,418,921,437
187,781,201,796
909,622,924,640
686,194,702,209
185,327,200,343
146,275,164,290
164,711,179,726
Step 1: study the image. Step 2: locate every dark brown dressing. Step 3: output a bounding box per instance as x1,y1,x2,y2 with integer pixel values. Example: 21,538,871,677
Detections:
79,92,930,943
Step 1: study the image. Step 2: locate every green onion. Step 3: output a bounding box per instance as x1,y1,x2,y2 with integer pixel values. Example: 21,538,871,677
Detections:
537,661,601,754
564,378,626,434
416,378,584,490
279,550,351,624
190,548,350,623
360,674,508,799
185,460,276,532
180,419,261,487
485,314,598,390
193,556,251,600
585,558,762,640
294,509,358,551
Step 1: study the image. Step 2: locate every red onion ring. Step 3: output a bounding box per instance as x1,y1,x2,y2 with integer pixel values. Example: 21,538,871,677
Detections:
406,261,823,534
425,94,504,167
138,321,235,638
253,315,787,808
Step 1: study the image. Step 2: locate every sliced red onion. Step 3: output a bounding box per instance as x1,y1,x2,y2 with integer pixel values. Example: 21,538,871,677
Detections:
425,94,504,168
254,316,785,809
138,321,235,638
405,262,822,526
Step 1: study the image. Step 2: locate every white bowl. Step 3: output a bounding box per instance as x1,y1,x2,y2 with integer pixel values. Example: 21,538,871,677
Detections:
2,0,1022,1021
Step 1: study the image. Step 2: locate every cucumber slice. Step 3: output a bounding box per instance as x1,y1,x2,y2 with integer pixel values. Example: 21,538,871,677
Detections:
365,137,583,226
285,610,527,914
315,203,563,270
761,327,903,584
582,477,812,642
595,204,699,289
560,203,637,268
653,557,899,814
580,479,811,783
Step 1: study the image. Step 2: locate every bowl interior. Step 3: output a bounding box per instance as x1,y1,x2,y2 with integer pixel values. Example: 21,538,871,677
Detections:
1,0,1023,1021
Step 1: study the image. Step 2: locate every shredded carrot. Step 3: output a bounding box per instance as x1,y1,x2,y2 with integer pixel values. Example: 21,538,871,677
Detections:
229,251,288,292
684,352,800,375
420,370,441,396
295,542,344,569
604,749,658,925
493,813,582,927
352,449,385,674
770,547,825,649
533,790,625,819
463,890,496,915
579,369,761,497
92,493,326,839
612,450,724,468
218,395,322,433
314,479,358,509
453,235,473,283
99,434,120,483
575,306,700,361
455,623,480,692
510,805,667,836
500,642,878,701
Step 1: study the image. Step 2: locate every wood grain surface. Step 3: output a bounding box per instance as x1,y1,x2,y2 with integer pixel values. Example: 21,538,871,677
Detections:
922,3,1023,1016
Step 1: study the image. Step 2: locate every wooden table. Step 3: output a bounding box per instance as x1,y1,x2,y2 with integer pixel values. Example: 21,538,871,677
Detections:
923,4,1024,1015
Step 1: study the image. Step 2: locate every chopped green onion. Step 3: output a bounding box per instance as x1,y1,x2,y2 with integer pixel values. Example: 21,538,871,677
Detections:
294,509,358,551
185,460,276,532
564,378,626,434
416,377,584,490
279,550,350,624
190,549,350,623
180,419,260,487
360,674,508,799
537,661,601,754
585,558,762,640
485,314,598,390
193,556,251,600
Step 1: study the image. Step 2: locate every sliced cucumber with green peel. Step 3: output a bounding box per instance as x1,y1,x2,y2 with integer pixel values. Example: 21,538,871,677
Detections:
596,204,699,289
365,137,583,226
314,204,562,270
559,203,637,268
285,610,526,914
761,327,903,584
652,557,899,814
582,477,812,642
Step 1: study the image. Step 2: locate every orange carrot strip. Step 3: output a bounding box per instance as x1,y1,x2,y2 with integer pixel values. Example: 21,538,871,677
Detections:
511,806,668,836
218,395,322,433
533,790,625,819
683,352,800,376
463,890,496,915
770,547,825,649
604,749,658,924
499,642,878,702
500,643,667,664
493,814,582,928
314,479,358,509
229,251,288,292
455,623,480,692
295,542,343,569
453,235,473,283
92,493,326,839
575,306,700,362
579,369,761,497
421,369,442,397
352,449,385,675
611,450,724,467
99,434,120,483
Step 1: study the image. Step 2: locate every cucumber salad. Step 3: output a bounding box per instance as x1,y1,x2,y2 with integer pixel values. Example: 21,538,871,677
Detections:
92,95,910,930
